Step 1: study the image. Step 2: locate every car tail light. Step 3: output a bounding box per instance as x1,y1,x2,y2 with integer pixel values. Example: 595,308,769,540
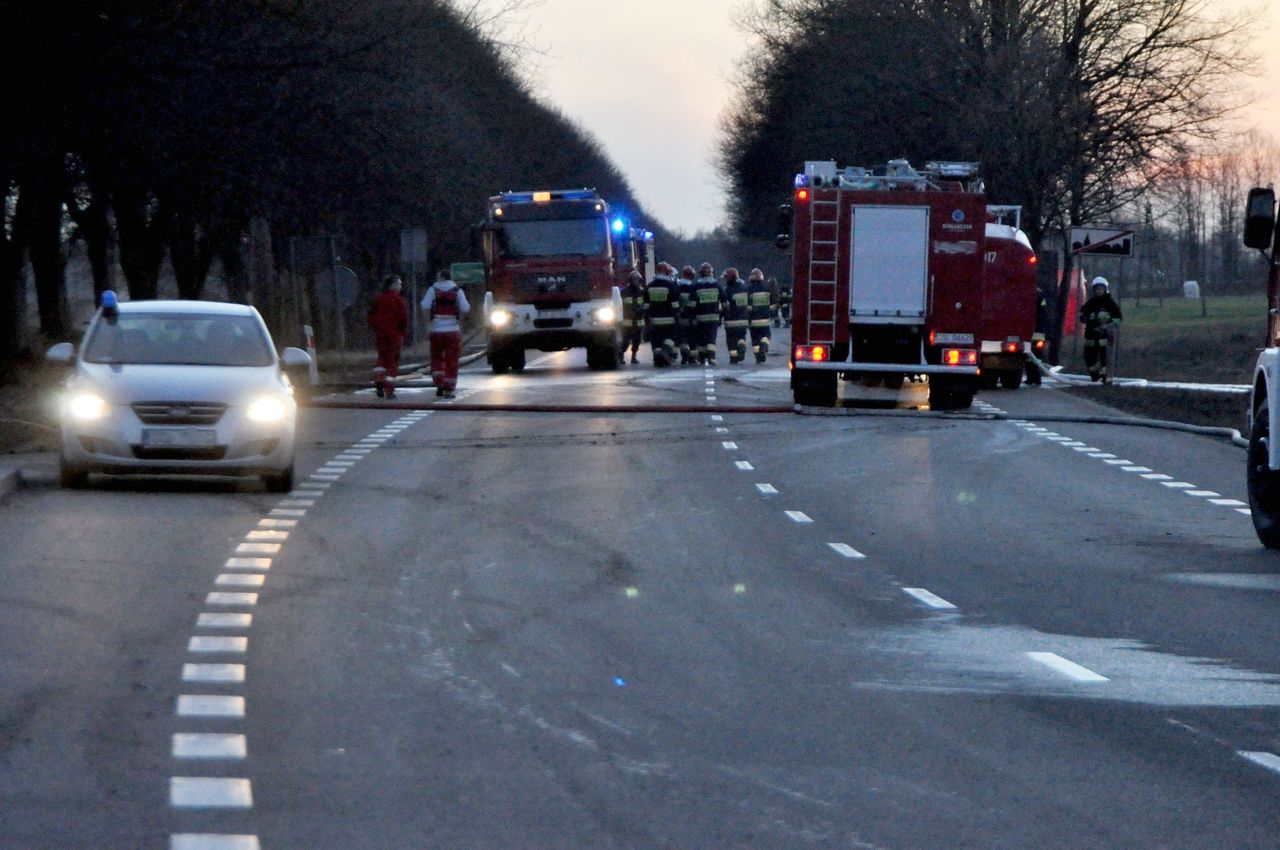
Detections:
794,345,828,362
943,348,977,366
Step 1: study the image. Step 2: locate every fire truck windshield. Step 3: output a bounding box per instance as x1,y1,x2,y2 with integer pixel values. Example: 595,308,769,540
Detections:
499,219,609,259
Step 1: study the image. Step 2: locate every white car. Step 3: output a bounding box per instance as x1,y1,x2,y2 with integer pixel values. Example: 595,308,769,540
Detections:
46,296,310,491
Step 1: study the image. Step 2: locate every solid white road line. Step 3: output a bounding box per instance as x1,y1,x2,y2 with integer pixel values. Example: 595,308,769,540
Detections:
172,733,247,759
756,484,779,495
187,637,248,654
197,613,252,629
182,664,246,683
176,695,245,718
903,588,958,610
785,510,813,523
1027,652,1109,682
827,543,865,559
170,834,261,850
170,777,253,809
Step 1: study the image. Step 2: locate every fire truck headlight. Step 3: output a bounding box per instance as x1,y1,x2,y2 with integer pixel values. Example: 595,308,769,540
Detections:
489,309,512,329
594,307,617,324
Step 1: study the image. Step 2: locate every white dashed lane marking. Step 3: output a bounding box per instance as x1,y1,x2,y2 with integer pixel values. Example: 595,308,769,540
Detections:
176,695,245,718
1027,652,1109,682
903,588,958,610
172,733,247,760
785,510,813,524
170,835,261,850
216,574,265,588
188,636,247,654
170,777,253,809
182,664,246,684
756,483,779,495
827,543,865,559
722,442,738,450
197,613,252,629
224,558,270,570
1241,751,1280,776
205,592,258,607
735,461,754,471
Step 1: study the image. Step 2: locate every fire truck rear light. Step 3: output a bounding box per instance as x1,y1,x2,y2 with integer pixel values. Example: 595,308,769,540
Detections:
796,189,810,202
1029,255,1038,264
943,348,977,366
1034,338,1046,350
795,345,827,362
1003,341,1021,354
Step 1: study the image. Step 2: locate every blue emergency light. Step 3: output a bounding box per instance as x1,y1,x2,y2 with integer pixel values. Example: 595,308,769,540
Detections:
612,218,626,234
101,289,119,320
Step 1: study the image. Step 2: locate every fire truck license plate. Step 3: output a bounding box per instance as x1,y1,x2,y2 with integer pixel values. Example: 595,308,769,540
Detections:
933,332,974,345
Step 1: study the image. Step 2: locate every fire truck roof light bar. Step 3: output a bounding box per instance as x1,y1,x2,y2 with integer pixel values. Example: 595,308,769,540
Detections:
499,189,598,204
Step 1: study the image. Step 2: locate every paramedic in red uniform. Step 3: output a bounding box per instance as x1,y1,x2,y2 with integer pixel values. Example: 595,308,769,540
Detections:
421,268,471,398
367,275,409,398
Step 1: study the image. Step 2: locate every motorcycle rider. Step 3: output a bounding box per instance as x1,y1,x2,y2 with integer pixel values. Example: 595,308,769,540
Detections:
722,267,751,363
621,270,647,364
645,262,680,367
693,265,726,365
747,268,775,364
1078,276,1123,383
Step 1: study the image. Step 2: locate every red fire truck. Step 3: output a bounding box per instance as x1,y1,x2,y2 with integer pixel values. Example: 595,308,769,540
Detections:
979,206,1039,389
478,189,624,373
612,220,656,290
782,159,988,410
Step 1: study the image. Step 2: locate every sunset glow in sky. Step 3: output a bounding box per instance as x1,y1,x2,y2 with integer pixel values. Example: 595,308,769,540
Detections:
530,0,1280,235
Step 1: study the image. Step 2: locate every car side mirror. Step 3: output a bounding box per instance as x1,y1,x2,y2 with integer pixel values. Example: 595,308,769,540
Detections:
776,203,793,251
1245,187,1277,251
45,342,76,365
280,347,311,369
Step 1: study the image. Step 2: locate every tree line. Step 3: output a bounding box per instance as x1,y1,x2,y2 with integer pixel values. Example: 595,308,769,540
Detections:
718,0,1259,358
0,0,662,357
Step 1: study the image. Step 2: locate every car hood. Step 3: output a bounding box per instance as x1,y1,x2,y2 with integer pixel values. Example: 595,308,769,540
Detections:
73,363,287,406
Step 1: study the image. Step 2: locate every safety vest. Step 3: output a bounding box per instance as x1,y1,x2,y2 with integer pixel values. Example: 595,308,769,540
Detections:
430,285,459,319
723,281,749,327
747,281,773,326
694,277,723,323
622,283,646,326
646,275,677,325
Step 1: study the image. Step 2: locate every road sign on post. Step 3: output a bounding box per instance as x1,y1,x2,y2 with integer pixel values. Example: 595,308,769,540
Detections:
401,228,428,349
1070,227,1135,257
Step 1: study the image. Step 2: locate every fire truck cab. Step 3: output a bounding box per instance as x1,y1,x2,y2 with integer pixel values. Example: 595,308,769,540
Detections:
1244,186,1280,547
784,159,988,410
479,189,624,373
979,205,1039,390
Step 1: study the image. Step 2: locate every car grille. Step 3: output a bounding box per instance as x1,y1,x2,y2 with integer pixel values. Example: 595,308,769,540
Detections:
131,446,228,461
132,402,227,425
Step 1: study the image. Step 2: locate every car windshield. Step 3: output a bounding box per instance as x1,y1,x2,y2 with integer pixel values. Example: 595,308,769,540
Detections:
500,219,609,258
83,313,274,367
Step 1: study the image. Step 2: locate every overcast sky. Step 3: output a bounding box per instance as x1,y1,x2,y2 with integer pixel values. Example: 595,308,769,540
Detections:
526,0,1280,236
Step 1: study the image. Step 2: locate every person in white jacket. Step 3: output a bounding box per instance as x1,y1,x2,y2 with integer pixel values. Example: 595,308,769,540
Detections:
420,269,471,397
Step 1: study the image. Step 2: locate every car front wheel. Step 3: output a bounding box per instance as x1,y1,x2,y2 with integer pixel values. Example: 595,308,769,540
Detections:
263,463,295,493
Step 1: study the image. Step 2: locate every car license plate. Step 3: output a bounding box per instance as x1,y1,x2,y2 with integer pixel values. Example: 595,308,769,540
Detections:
141,428,217,447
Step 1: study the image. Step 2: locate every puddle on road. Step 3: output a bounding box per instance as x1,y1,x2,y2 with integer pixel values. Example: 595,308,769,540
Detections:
855,619,1280,707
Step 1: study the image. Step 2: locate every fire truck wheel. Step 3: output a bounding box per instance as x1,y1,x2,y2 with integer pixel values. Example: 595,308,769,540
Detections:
793,373,837,407
1000,369,1023,390
509,348,526,374
929,379,974,411
490,355,510,375
884,374,905,390
1248,401,1280,549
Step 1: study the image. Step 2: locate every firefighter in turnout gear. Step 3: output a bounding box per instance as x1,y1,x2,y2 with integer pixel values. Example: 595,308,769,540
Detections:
777,281,793,327
677,265,699,365
621,270,646,364
645,263,680,367
693,265,726,365
722,267,751,363
747,268,774,364
1078,276,1123,383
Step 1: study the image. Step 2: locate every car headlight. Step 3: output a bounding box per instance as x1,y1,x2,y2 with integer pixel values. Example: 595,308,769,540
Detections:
247,396,288,423
489,309,512,328
69,393,108,420
594,307,617,324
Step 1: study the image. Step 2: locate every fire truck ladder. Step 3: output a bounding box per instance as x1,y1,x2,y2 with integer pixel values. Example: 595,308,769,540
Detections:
807,195,839,345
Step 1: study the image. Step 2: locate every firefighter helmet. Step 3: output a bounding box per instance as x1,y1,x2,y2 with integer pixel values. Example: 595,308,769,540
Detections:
749,268,764,281
1091,276,1109,293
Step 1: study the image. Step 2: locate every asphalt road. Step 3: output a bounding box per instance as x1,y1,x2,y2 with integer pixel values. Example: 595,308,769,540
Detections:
4,329,1280,849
